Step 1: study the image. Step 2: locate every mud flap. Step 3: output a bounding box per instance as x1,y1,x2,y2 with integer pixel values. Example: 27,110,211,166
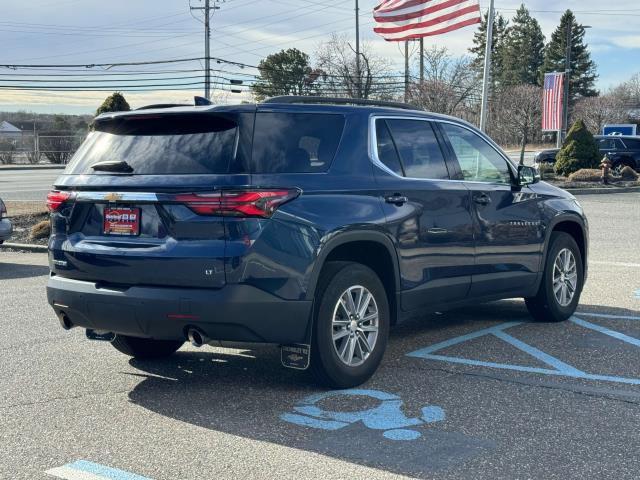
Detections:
281,344,311,370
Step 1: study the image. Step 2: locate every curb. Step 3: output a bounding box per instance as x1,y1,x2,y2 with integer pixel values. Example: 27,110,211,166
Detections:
0,165,65,171
0,242,48,252
564,186,640,195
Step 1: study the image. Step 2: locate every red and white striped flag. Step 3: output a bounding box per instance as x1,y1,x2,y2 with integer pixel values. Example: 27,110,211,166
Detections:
373,0,482,42
542,72,565,131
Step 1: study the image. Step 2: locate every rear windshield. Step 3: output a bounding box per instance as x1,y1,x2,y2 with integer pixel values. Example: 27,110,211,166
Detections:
252,112,345,173
65,113,240,175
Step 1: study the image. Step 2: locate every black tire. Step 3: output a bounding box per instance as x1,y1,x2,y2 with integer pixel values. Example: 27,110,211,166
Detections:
526,232,584,322
310,261,390,388
111,335,184,359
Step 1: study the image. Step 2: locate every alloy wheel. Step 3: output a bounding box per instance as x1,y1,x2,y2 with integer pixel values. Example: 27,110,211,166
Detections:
331,285,379,367
552,248,578,307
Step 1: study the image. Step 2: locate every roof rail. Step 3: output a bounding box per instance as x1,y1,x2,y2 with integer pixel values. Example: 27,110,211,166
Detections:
136,103,189,111
263,96,421,111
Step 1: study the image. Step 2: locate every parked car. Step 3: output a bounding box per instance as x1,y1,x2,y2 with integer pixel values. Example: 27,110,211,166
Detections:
46,97,589,388
534,135,640,172
0,197,12,244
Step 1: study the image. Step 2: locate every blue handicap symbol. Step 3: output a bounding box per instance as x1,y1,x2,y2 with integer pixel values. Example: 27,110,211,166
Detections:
281,389,445,441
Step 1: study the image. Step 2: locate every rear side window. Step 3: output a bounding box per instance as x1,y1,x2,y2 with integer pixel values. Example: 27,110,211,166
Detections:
622,138,640,149
66,113,242,175
252,113,345,173
380,119,449,180
375,120,404,176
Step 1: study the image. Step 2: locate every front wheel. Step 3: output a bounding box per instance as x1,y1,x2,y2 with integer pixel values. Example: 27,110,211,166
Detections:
310,262,390,388
526,232,584,322
111,335,184,359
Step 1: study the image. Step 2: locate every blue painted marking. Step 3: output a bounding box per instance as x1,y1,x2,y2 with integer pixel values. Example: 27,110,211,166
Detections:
383,429,422,441
572,317,640,348
64,461,152,480
577,312,640,321
634,289,640,300
281,389,445,441
421,406,446,423
407,314,640,386
493,330,584,375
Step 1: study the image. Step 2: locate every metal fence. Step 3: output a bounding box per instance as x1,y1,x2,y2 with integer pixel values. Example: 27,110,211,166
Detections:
0,134,84,165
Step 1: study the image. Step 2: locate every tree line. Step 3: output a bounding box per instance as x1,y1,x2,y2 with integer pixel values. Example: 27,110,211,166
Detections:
249,6,639,155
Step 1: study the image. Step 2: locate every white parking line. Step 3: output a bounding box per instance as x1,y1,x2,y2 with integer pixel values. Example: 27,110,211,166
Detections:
591,261,640,268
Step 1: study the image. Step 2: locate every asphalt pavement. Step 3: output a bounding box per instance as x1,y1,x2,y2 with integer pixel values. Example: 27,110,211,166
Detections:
1,193,639,480
0,168,61,201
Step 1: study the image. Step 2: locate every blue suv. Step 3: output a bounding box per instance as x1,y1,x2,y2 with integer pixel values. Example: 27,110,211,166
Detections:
46,97,588,388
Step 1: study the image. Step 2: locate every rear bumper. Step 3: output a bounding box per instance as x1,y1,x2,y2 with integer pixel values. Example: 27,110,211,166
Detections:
0,218,12,241
47,275,312,344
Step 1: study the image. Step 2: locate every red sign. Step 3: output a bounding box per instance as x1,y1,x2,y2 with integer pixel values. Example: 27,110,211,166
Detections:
103,207,141,236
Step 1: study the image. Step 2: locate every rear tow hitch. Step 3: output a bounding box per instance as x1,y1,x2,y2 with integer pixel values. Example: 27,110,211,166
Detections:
86,329,116,342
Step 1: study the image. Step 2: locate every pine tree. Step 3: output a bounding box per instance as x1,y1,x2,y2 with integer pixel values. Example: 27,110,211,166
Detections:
554,119,600,176
96,92,130,116
499,5,545,87
541,10,598,101
469,12,508,88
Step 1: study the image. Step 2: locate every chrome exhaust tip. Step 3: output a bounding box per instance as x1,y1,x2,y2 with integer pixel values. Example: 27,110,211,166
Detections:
187,328,206,348
58,312,73,330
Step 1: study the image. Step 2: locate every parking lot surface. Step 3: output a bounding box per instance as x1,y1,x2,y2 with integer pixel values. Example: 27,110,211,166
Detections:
1,193,639,480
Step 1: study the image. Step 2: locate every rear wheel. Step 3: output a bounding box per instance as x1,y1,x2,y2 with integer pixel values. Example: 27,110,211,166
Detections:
111,335,184,359
526,232,584,322
310,262,389,388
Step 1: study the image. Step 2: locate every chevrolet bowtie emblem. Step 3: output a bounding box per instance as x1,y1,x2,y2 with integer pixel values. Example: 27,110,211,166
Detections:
104,193,123,203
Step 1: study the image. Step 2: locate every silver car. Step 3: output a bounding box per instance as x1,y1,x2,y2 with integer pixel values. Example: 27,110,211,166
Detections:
0,197,12,244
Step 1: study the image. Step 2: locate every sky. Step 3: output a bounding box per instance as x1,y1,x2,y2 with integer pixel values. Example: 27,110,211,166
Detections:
0,0,639,114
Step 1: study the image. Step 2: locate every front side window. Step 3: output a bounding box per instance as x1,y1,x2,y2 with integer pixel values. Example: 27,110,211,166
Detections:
441,123,512,184
375,119,449,180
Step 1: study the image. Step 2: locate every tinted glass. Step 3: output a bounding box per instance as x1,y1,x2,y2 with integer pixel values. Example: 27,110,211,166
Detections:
598,138,616,150
252,113,345,173
622,138,640,149
385,119,449,180
66,113,241,175
442,123,511,184
375,120,404,176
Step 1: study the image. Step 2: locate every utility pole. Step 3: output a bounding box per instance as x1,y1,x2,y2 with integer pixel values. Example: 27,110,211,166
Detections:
355,0,361,98
191,0,220,100
419,37,424,84
479,0,494,132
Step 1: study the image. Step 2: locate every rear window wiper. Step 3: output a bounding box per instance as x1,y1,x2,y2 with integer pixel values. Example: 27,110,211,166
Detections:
90,160,134,173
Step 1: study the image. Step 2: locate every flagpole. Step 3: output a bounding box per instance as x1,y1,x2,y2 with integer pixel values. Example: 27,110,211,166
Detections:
404,40,409,103
355,0,361,98
479,0,494,132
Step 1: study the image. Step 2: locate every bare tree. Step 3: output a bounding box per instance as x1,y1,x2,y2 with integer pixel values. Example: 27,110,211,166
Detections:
314,33,396,99
493,84,542,164
407,46,479,120
572,92,629,134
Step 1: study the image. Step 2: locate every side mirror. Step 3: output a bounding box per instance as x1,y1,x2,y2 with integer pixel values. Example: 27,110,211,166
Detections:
517,165,540,186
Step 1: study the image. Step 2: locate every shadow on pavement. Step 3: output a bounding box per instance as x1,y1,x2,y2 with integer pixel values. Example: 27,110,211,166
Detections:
0,262,49,280
125,300,640,478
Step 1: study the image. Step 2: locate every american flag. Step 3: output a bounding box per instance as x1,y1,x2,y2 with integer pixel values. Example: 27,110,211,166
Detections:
542,72,565,131
373,0,482,42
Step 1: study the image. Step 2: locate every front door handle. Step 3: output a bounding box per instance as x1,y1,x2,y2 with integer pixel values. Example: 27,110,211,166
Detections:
385,194,408,206
473,193,492,206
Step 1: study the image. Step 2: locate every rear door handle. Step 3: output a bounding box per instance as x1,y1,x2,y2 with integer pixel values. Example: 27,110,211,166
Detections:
473,193,492,206
385,194,408,206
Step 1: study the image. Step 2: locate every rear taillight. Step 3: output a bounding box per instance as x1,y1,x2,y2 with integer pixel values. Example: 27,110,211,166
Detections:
0,201,6,218
174,189,299,218
46,190,74,212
